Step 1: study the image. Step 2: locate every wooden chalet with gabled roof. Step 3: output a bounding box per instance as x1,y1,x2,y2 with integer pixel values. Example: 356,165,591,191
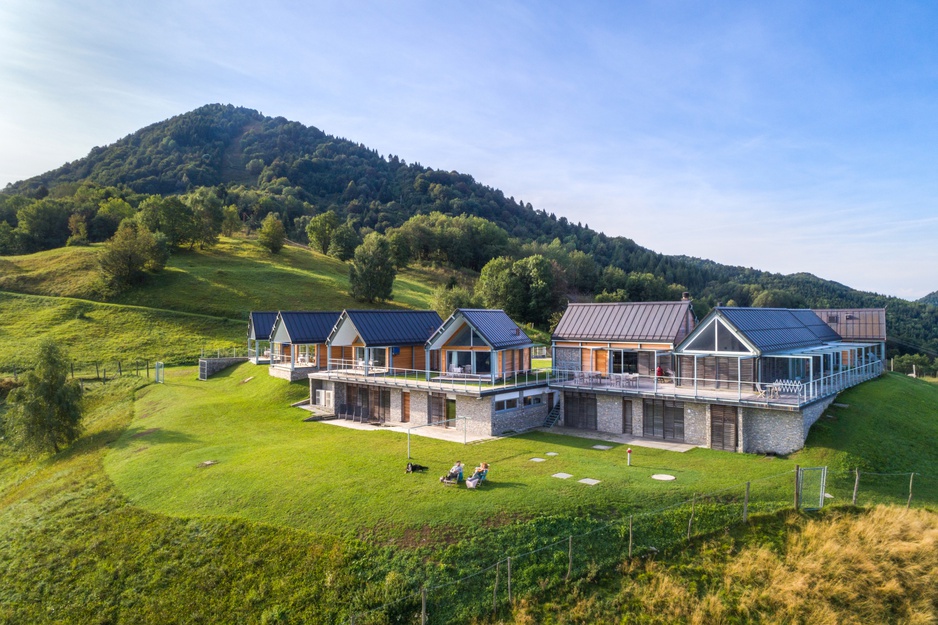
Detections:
268,311,342,381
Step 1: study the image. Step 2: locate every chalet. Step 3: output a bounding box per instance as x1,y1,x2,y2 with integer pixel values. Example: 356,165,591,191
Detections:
268,311,343,381
812,308,887,359
247,311,278,364
307,309,553,436
549,304,884,454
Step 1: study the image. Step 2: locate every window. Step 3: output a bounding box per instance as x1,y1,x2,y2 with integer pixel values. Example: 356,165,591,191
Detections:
523,395,542,407
495,398,519,411
564,392,597,430
610,350,638,374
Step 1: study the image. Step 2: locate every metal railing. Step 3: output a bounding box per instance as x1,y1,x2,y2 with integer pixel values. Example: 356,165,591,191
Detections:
316,359,553,394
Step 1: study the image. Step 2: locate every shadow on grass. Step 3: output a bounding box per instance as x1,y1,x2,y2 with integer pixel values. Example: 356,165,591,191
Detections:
110,425,200,450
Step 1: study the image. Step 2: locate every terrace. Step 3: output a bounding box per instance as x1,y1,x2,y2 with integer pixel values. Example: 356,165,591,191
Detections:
549,356,884,409
310,358,552,395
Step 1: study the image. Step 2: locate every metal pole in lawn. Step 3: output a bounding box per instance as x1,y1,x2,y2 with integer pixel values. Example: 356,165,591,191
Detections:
407,429,411,460
464,416,467,446
743,482,750,523
852,469,860,506
421,587,427,625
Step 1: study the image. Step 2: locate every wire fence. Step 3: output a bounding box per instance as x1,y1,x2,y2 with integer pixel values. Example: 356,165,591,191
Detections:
346,468,937,624
2,357,162,385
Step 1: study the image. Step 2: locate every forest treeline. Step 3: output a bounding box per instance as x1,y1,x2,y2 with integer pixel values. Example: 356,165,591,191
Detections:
2,104,937,354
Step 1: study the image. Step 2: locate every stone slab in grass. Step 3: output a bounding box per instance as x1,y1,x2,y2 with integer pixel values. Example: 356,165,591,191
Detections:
651,474,676,481
552,472,573,479
578,478,601,485
530,457,546,462
592,445,613,450
546,452,559,456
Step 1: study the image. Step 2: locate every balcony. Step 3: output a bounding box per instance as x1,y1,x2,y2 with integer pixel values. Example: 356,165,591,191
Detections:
309,359,552,395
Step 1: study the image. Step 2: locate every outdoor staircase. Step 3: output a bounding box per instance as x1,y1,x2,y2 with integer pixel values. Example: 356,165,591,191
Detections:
543,400,562,428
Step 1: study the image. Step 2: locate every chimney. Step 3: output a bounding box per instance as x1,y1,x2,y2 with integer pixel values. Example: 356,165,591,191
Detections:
681,292,691,301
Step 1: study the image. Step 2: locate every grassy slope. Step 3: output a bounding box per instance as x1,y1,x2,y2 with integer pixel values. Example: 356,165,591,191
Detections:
0,291,243,369
512,505,938,624
0,381,359,624
0,237,440,318
104,363,803,542
104,368,938,545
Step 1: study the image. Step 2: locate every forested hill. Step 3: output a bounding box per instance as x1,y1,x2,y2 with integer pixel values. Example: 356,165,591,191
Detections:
2,104,937,353
920,291,938,307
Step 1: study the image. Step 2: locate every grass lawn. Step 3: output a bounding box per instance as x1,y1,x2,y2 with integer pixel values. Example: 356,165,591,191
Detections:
0,291,244,370
0,237,443,319
105,363,816,543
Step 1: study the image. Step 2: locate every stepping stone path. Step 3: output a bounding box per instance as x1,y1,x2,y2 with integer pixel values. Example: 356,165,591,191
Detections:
592,445,613,450
546,452,559,456
578,478,601,486
552,472,573,479
651,474,676,481
530,457,546,462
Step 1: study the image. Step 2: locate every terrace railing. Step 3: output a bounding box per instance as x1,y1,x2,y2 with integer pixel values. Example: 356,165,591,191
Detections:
548,360,884,406
318,359,553,394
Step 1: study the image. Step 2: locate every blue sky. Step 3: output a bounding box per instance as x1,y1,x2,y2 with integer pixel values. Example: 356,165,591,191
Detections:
1,0,936,299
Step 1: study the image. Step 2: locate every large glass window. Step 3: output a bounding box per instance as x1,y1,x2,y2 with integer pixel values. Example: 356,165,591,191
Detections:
610,350,638,374
476,352,491,374
564,392,597,430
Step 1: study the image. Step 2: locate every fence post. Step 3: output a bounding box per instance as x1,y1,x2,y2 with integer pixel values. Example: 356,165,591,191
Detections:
907,473,915,509
628,515,633,558
493,560,499,619
566,535,572,582
743,482,750,522
687,494,697,540
794,465,800,511
118,361,122,377
421,587,427,625
71,362,74,379
852,469,860,506
95,361,99,379
507,556,512,605
147,360,150,379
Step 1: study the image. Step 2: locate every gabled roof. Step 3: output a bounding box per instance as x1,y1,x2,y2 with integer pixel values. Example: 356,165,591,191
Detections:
552,301,696,344
273,311,343,344
812,308,887,341
248,311,279,341
680,307,843,355
329,310,443,346
427,309,535,351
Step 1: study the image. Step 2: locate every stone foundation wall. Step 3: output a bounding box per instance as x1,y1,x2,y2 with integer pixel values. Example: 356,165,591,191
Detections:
802,397,836,439
742,407,805,455
596,394,623,433
410,390,430,426
268,365,321,382
683,402,708,446
198,357,249,380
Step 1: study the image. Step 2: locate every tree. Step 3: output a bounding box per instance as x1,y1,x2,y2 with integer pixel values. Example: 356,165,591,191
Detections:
476,257,526,320
349,232,396,303
98,220,166,289
221,204,242,237
66,213,89,246
329,222,361,261
752,289,806,309
430,284,478,319
184,187,224,249
6,340,83,455
258,212,286,253
306,210,340,254
138,195,197,248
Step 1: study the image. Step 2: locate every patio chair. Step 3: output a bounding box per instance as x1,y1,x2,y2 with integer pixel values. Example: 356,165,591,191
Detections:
466,468,488,489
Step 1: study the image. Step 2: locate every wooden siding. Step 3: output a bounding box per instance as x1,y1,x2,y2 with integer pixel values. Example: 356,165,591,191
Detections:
594,349,608,373
392,345,417,369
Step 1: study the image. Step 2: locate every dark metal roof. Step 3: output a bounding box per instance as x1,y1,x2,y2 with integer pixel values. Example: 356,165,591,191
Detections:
812,308,887,341
717,307,842,354
429,309,535,350
248,311,278,341
343,310,443,345
276,311,343,344
552,301,695,343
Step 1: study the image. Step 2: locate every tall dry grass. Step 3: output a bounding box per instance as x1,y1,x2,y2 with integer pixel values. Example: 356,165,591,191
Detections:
508,506,938,624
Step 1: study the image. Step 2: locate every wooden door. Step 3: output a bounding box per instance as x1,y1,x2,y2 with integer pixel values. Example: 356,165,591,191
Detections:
710,405,738,451
623,399,633,434
401,392,410,423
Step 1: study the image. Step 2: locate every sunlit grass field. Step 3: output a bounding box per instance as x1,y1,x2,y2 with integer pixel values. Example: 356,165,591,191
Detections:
0,236,442,318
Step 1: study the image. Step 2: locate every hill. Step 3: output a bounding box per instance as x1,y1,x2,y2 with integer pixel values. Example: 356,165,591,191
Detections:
2,103,938,354
921,290,938,306
1,365,936,622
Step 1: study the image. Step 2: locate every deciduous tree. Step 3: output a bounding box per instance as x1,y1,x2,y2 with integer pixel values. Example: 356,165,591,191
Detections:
349,233,396,302
258,212,286,253
305,210,339,254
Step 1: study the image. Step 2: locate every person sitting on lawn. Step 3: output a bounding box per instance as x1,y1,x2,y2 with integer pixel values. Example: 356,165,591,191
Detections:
440,461,464,483
466,462,489,488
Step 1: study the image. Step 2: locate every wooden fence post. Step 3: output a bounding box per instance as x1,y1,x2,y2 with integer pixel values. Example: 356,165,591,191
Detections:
507,557,512,605
687,494,697,540
794,465,800,511
852,469,860,506
566,535,572,582
147,361,150,379
628,515,633,558
743,482,750,522
71,362,74,379
421,587,427,625
118,361,122,377
907,473,915,509
95,361,99,379
493,561,499,619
